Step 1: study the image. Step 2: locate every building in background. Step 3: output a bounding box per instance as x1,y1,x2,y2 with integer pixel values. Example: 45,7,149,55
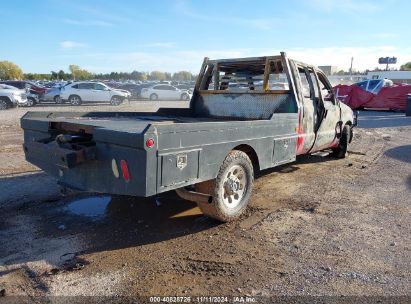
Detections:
327,75,365,86
318,65,339,76
366,71,411,84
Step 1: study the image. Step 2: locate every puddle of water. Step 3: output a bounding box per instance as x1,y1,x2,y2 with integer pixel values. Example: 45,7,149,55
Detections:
66,196,112,218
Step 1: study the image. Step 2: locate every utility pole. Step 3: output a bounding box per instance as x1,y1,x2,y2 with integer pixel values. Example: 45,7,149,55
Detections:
349,57,354,80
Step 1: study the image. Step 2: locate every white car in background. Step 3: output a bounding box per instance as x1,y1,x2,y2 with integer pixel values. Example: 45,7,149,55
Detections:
60,81,131,106
141,84,192,100
0,84,28,110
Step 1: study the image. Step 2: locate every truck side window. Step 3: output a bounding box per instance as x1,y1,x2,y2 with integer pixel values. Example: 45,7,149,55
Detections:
298,68,310,98
317,74,334,103
309,72,320,99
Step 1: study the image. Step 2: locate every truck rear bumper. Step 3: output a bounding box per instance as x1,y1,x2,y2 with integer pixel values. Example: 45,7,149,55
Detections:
23,138,151,197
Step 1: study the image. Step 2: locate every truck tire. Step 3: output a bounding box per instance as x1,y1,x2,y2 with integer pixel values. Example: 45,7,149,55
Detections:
69,95,82,106
332,125,351,158
195,150,254,222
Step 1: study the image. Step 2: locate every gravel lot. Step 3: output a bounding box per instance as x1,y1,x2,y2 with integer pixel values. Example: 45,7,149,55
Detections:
0,103,410,302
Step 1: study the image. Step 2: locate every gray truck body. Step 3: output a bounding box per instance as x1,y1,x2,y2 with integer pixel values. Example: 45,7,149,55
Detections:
21,53,355,197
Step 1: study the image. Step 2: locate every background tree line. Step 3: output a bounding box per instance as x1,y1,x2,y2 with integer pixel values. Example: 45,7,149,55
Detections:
0,60,197,81
3,59,411,81
400,62,411,71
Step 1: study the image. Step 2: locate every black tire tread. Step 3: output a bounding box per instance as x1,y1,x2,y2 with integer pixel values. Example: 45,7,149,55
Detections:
332,125,351,158
195,150,254,222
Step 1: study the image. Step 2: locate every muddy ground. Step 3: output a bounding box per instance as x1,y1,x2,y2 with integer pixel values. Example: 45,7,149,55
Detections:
0,102,410,302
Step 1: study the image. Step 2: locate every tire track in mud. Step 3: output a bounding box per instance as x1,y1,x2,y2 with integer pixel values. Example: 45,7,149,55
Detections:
348,129,387,168
220,128,394,295
176,257,237,277
245,127,410,295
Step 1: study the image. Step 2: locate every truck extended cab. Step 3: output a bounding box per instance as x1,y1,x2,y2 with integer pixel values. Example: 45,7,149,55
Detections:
21,53,356,222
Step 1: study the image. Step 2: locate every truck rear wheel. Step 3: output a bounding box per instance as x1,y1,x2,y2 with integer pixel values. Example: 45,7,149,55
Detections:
195,150,254,222
332,125,351,158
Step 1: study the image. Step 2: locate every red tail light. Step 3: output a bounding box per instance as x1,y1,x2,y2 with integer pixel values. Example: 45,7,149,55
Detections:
146,138,155,148
120,160,130,182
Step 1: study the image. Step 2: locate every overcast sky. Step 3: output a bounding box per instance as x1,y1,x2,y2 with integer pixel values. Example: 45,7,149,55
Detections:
1,0,410,73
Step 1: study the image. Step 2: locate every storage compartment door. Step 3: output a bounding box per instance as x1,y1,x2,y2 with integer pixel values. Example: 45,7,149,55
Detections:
160,150,200,187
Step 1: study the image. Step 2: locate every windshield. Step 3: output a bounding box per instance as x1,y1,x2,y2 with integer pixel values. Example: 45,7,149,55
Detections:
356,79,383,94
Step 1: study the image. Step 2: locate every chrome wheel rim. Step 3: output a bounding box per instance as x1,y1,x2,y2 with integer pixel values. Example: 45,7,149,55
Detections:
27,99,34,106
55,96,61,103
221,165,247,209
70,96,79,105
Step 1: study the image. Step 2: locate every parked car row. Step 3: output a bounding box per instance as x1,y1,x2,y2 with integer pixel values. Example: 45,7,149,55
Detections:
115,83,153,99
0,84,30,109
0,79,194,110
0,80,46,107
60,82,131,105
141,84,192,100
115,82,194,99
